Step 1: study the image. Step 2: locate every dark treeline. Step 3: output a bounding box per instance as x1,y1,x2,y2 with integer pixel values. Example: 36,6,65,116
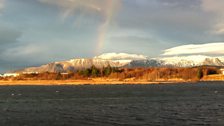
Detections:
77,65,123,77
1,66,221,81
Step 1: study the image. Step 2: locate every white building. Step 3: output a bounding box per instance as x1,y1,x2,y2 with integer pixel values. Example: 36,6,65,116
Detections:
3,73,20,77
22,72,39,74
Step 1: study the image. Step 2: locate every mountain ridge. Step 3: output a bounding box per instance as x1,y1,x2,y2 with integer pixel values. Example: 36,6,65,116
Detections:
15,53,224,73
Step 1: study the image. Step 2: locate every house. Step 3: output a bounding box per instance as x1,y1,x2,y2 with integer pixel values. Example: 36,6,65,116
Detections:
61,73,69,75
220,69,224,75
3,73,20,77
22,72,39,74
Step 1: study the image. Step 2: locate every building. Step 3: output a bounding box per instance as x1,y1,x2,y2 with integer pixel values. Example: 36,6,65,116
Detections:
3,73,20,77
61,73,69,75
22,72,39,74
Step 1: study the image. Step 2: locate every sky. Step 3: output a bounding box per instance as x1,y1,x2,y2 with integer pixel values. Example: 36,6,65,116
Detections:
0,0,224,72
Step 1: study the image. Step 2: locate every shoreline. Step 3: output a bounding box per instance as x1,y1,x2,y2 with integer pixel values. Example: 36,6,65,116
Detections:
0,78,223,86
0,79,198,86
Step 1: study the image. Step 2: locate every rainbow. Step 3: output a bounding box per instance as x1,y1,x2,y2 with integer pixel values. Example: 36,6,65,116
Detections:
95,0,120,55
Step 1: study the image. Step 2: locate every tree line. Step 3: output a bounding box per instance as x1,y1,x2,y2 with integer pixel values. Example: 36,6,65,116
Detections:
1,66,221,81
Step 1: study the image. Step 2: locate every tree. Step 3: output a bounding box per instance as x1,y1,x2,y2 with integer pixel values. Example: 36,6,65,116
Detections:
103,65,112,76
55,73,62,80
197,67,203,80
91,65,100,77
80,69,91,77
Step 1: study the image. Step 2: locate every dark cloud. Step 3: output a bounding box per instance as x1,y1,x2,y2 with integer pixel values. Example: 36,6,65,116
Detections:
1,0,224,72
0,26,21,42
0,26,22,72
0,26,50,72
0,26,22,50
116,0,218,43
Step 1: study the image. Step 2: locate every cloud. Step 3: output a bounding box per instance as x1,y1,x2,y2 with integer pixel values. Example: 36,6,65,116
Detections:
0,43,50,72
0,25,48,72
94,53,147,60
201,0,224,34
0,26,22,53
213,23,224,34
162,43,224,56
39,0,121,55
115,0,215,43
201,0,224,14
104,28,170,57
0,0,4,12
39,0,120,21
2,44,45,58
0,26,21,45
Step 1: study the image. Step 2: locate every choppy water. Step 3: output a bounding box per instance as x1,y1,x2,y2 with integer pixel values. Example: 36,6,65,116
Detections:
0,81,224,126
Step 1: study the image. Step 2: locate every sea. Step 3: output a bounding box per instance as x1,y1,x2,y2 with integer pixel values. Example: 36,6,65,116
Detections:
0,81,224,126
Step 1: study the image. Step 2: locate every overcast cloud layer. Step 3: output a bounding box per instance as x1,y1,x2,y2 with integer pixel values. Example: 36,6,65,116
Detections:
163,43,224,56
0,0,4,10
0,0,224,72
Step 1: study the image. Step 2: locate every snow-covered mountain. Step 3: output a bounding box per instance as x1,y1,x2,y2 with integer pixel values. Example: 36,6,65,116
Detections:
17,53,146,73
16,53,224,73
158,55,224,67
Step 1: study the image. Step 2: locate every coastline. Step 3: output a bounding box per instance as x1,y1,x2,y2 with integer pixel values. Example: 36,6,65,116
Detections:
0,79,188,86
1,75,224,85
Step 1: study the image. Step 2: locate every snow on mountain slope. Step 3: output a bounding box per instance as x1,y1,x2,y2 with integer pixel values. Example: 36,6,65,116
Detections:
159,55,210,67
16,53,224,73
19,53,148,73
159,55,224,67
218,56,224,63
21,59,124,73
